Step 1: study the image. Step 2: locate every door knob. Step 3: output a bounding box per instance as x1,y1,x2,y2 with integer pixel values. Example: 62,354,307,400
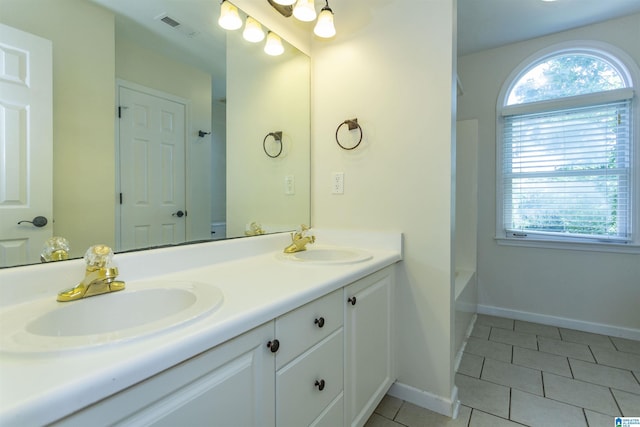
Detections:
172,210,185,218
17,216,48,227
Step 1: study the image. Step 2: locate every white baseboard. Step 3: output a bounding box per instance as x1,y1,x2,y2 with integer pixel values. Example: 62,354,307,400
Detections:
387,381,459,418
477,304,640,341
454,314,477,373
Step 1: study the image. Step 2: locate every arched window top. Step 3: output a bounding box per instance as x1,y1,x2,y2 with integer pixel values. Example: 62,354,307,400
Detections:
506,52,629,106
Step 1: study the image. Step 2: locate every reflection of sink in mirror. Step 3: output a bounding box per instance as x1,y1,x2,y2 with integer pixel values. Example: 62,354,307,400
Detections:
278,246,372,265
1,281,223,354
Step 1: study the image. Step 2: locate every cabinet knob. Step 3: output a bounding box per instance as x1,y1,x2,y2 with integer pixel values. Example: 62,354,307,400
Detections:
267,339,280,353
314,317,325,328
314,379,326,391
348,296,357,306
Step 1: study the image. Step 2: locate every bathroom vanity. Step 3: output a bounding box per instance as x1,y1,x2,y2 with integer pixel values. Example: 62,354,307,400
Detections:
0,230,401,426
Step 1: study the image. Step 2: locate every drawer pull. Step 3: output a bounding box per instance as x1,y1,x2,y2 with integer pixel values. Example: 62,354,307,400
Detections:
314,379,326,391
348,296,357,306
314,317,325,328
267,339,280,353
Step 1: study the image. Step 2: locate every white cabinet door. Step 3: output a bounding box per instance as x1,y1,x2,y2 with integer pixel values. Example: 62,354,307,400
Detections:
344,266,395,427
53,322,276,427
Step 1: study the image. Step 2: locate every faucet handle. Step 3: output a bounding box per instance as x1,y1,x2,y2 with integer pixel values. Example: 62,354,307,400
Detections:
84,244,114,269
41,236,70,262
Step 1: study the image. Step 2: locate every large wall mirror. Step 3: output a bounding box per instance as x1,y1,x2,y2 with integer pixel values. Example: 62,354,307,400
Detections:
0,0,310,268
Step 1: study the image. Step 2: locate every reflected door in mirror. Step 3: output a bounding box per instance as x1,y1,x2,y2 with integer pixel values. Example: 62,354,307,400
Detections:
0,24,53,267
118,84,186,251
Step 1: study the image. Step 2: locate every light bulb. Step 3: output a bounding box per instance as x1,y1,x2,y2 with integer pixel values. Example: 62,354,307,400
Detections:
264,32,284,56
292,0,316,22
272,0,296,5
218,1,242,30
243,17,265,42
313,6,335,38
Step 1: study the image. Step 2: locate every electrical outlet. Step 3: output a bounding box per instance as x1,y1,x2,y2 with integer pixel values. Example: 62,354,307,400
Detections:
332,172,344,194
284,175,295,195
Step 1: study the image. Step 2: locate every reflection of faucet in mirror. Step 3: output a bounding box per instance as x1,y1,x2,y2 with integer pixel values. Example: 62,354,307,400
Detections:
283,224,315,253
245,222,266,236
57,245,125,302
40,237,70,262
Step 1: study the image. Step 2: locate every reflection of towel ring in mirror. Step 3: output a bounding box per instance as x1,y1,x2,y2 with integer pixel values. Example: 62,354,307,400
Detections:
263,131,283,158
335,118,362,150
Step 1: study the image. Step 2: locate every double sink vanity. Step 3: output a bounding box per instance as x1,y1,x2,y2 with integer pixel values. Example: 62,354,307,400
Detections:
0,229,402,426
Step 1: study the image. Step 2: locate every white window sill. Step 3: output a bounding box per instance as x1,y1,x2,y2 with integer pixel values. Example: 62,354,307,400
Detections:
495,236,640,254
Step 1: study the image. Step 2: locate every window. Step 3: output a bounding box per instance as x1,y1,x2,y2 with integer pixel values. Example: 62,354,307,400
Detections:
497,44,639,251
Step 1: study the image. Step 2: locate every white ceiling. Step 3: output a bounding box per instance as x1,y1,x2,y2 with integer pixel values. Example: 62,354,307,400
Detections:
458,0,640,56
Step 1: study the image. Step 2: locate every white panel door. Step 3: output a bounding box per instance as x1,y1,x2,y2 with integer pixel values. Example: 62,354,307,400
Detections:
0,23,53,267
118,85,186,251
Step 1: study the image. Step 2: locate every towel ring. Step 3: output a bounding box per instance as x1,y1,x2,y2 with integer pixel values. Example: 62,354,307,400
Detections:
335,118,362,150
263,131,283,158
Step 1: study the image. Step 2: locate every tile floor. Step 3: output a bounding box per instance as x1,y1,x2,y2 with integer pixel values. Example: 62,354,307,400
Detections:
365,314,640,427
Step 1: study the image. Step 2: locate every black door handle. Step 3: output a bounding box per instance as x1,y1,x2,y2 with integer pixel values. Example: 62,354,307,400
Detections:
17,216,48,227
172,210,185,218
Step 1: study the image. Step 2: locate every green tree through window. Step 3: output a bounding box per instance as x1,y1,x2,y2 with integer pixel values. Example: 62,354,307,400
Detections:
508,54,625,105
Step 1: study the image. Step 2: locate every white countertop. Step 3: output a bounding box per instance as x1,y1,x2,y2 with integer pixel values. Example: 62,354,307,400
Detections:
0,230,402,426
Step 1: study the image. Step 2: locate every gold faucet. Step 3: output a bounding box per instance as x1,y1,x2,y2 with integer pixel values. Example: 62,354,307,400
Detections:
40,236,70,262
245,221,266,236
57,245,125,302
283,224,316,253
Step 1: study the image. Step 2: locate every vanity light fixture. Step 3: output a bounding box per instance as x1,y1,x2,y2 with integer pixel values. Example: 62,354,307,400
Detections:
313,1,335,38
264,31,285,56
292,0,317,22
218,0,242,30
243,16,266,42
268,0,337,38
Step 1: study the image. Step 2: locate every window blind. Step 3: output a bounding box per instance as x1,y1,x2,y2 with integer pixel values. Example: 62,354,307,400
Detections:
502,99,632,242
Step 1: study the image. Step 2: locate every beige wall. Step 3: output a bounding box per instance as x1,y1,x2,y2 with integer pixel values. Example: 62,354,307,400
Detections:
115,37,213,242
226,35,311,237
312,0,458,413
458,14,640,334
1,0,116,257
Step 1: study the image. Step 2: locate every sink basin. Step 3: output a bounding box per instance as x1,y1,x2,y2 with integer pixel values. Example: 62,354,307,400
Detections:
277,246,372,265
0,281,223,354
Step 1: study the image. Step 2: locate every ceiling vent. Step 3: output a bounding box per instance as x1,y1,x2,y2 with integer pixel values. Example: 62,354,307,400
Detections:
155,13,200,38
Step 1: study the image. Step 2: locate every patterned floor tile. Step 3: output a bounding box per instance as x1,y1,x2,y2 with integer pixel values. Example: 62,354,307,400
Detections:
591,346,640,371
458,352,484,378
490,328,538,350
559,328,616,350
456,373,510,418
512,346,572,377
476,315,514,330
611,389,640,417
538,336,595,362
465,337,512,362
569,358,640,394
543,372,619,416
510,389,587,427
481,358,543,395
514,320,561,339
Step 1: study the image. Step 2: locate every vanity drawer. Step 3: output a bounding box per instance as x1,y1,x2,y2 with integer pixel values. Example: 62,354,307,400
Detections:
276,328,344,427
275,289,343,369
